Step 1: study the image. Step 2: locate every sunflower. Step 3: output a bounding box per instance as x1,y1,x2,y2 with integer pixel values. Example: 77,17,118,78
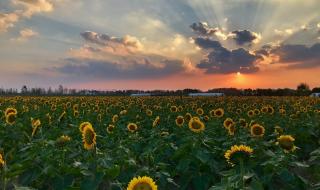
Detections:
82,124,96,150
107,124,115,134
250,124,265,137
112,114,119,123
5,107,17,117
175,116,184,127
58,111,66,122
127,123,138,132
127,176,157,190
188,117,205,133
196,108,204,116
31,118,41,137
79,122,92,133
254,109,260,115
178,106,183,112
214,108,224,118
276,135,296,152
223,118,234,129
56,135,71,147
228,124,236,136
146,109,153,116
261,106,268,113
73,110,79,118
247,110,254,117
267,106,274,114
239,118,248,128
73,104,79,111
160,131,169,137
6,113,16,125
152,116,160,127
274,126,283,136
209,109,215,117
0,153,5,168
120,110,128,115
184,113,192,122
203,115,209,122
279,108,286,115
224,145,253,166
170,106,178,112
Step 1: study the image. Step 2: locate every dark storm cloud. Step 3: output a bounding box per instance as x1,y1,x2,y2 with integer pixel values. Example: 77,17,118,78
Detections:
190,22,218,36
54,58,185,80
230,30,260,45
193,37,222,49
271,43,320,68
196,40,261,74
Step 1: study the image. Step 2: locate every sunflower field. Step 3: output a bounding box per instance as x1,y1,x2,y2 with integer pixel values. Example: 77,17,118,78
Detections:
0,96,320,190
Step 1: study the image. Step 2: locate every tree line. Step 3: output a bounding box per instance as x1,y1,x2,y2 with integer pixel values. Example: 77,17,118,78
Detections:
0,83,319,96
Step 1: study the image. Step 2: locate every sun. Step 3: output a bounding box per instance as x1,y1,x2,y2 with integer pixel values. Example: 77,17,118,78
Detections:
237,72,241,76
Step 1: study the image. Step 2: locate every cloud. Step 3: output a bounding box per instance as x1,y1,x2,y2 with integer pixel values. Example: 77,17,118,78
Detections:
13,0,53,17
80,31,143,50
190,22,228,40
12,28,38,41
0,12,20,32
195,38,261,74
229,30,261,45
51,31,189,80
54,57,185,80
0,0,57,33
190,22,218,36
193,37,222,49
270,43,320,68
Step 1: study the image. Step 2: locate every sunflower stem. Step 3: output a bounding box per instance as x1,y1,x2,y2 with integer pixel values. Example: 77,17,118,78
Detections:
240,158,245,189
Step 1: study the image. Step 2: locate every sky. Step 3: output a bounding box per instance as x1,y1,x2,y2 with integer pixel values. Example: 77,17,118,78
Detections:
0,0,320,90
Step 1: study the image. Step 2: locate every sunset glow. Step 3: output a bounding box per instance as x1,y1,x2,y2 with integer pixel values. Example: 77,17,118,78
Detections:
0,0,319,90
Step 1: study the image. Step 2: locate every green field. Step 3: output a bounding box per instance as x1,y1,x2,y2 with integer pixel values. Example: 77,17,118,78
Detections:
0,96,320,190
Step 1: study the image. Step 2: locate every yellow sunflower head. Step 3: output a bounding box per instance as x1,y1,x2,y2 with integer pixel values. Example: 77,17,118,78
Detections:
82,124,97,150
73,110,79,118
146,109,153,116
6,112,16,125
277,135,296,153
184,113,192,122
152,116,160,127
228,124,236,136
112,114,119,123
170,106,178,112
188,117,205,133
203,115,209,122
247,110,254,117
5,107,17,117
224,145,253,166
274,126,283,136
268,106,274,114
254,109,260,115
196,108,204,116
250,124,265,137
107,124,115,134
239,118,248,128
214,108,224,118
79,122,92,133
127,176,157,190
127,123,138,133
56,135,71,147
223,118,234,129
175,116,184,127
0,153,5,168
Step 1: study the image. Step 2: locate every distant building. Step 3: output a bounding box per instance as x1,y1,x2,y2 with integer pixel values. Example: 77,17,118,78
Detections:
310,93,320,97
188,93,224,97
130,93,151,97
